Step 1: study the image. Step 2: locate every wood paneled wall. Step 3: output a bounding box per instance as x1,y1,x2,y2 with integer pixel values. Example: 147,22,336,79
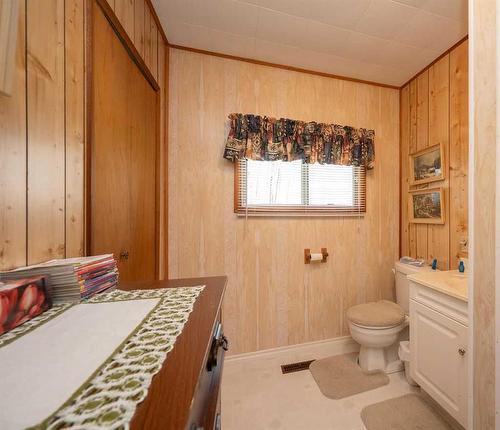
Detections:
0,0,84,270
168,49,400,355
0,0,168,274
471,0,496,426
400,40,468,271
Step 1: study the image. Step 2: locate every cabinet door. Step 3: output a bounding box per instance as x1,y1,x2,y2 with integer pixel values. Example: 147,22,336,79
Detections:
410,300,468,426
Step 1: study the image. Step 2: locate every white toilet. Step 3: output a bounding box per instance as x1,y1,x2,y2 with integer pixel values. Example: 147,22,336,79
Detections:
347,261,433,374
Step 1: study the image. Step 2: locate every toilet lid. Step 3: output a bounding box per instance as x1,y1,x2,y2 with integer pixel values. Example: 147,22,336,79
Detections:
347,300,405,327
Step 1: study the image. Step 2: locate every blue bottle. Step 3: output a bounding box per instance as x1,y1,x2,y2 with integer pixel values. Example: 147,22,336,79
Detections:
431,259,438,270
458,261,465,273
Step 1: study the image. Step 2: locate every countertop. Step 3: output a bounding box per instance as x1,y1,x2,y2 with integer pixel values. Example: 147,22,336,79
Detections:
407,270,468,302
118,276,227,430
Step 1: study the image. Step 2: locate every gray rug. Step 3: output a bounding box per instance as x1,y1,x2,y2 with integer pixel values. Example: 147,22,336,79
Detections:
309,353,389,399
361,394,455,430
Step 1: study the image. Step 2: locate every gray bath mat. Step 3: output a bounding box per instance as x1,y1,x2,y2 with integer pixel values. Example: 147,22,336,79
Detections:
361,394,455,430
309,353,389,399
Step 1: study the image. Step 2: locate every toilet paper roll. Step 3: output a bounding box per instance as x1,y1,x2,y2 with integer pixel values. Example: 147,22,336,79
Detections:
310,253,323,262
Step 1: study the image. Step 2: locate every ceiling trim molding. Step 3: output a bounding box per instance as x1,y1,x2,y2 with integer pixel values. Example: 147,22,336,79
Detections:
169,44,400,90
400,35,468,88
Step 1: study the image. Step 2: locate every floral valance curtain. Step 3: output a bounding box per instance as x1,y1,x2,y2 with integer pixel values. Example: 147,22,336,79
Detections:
223,113,375,169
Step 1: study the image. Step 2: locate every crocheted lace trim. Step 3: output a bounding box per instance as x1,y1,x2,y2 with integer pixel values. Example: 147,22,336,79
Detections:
33,286,204,430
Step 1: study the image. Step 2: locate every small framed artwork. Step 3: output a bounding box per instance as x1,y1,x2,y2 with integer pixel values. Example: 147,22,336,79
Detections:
409,143,445,186
410,188,445,224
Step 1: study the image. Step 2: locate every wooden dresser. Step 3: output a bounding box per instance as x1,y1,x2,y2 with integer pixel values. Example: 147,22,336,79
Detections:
119,276,227,430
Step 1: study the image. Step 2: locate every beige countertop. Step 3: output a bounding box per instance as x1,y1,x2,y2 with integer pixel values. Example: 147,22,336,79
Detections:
407,270,468,302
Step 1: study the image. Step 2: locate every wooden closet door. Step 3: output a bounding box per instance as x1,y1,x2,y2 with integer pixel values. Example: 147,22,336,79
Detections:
90,1,157,281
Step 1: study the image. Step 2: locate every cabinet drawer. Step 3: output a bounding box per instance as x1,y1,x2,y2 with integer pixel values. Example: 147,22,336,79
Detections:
187,318,227,430
410,300,468,427
409,281,468,326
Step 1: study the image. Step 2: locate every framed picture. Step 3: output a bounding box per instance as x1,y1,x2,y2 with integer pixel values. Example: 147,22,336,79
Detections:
410,188,445,224
409,143,445,185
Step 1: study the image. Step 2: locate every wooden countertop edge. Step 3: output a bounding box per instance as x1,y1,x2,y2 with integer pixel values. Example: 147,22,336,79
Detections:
118,276,227,430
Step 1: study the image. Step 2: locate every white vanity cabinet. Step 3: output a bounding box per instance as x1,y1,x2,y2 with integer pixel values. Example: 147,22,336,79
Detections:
409,279,468,428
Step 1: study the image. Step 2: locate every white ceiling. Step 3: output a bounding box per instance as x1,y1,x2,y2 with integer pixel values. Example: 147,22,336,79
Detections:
152,0,468,87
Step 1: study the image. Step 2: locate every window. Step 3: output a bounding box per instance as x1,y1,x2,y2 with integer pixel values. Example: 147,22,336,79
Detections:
235,159,366,215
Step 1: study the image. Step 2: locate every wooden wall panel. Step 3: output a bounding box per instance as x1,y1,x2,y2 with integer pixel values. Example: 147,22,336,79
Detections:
143,5,151,71
0,0,26,270
134,0,145,58
427,56,450,268
65,0,85,258
471,0,495,426
0,0,167,271
415,71,429,260
114,0,135,42
169,49,400,354
408,80,417,256
399,40,467,271
158,42,167,278
26,0,66,263
449,41,468,269
400,85,410,258
150,18,158,81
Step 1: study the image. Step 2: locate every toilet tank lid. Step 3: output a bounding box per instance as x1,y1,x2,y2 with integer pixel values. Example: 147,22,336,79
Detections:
394,261,433,275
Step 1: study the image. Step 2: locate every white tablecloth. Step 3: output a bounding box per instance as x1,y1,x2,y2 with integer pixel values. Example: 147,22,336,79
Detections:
0,298,159,429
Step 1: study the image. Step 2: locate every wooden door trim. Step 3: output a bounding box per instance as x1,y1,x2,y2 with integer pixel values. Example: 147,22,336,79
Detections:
85,0,160,279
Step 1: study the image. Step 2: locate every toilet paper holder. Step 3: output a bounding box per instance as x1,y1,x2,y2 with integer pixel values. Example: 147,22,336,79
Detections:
304,248,328,264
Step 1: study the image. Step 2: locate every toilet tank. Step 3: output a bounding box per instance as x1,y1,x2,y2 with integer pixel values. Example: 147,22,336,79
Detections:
394,261,434,314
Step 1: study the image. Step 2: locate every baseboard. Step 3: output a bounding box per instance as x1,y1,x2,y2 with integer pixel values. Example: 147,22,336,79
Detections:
226,335,359,363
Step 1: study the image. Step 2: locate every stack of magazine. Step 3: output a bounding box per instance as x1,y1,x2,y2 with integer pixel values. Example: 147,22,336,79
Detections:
0,255,118,303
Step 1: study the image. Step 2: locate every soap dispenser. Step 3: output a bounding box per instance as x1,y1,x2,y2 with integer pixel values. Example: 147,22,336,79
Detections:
458,260,465,273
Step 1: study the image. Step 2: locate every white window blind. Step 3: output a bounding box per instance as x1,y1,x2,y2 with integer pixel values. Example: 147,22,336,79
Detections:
235,159,366,215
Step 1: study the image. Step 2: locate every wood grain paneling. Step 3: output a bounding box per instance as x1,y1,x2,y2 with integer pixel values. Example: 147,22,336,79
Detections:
449,41,468,269
114,0,135,42
149,17,158,81
158,42,167,278
27,0,66,263
427,56,450,268
65,0,85,258
0,0,26,270
415,71,429,260
133,0,144,58
0,0,167,271
143,5,151,70
400,85,410,258
400,40,468,271
168,49,400,354
471,0,495,426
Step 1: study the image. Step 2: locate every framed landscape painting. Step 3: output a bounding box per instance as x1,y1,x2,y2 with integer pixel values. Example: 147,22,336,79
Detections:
409,143,445,186
410,188,445,224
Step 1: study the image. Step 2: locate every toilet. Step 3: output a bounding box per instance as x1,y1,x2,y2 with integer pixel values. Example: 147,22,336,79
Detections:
347,261,433,374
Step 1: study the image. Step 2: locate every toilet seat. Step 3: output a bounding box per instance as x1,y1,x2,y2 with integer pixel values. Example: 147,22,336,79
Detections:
347,300,405,328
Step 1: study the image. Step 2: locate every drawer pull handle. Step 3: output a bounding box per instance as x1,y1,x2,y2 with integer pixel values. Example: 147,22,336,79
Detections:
220,334,229,351
458,348,466,356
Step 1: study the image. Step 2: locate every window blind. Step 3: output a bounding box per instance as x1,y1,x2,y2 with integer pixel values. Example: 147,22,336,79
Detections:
235,159,366,215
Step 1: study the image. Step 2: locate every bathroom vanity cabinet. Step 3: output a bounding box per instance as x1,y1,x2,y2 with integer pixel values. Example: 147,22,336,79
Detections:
408,273,468,428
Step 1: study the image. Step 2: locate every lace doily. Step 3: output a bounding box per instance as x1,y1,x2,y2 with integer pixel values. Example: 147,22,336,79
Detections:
32,286,204,430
